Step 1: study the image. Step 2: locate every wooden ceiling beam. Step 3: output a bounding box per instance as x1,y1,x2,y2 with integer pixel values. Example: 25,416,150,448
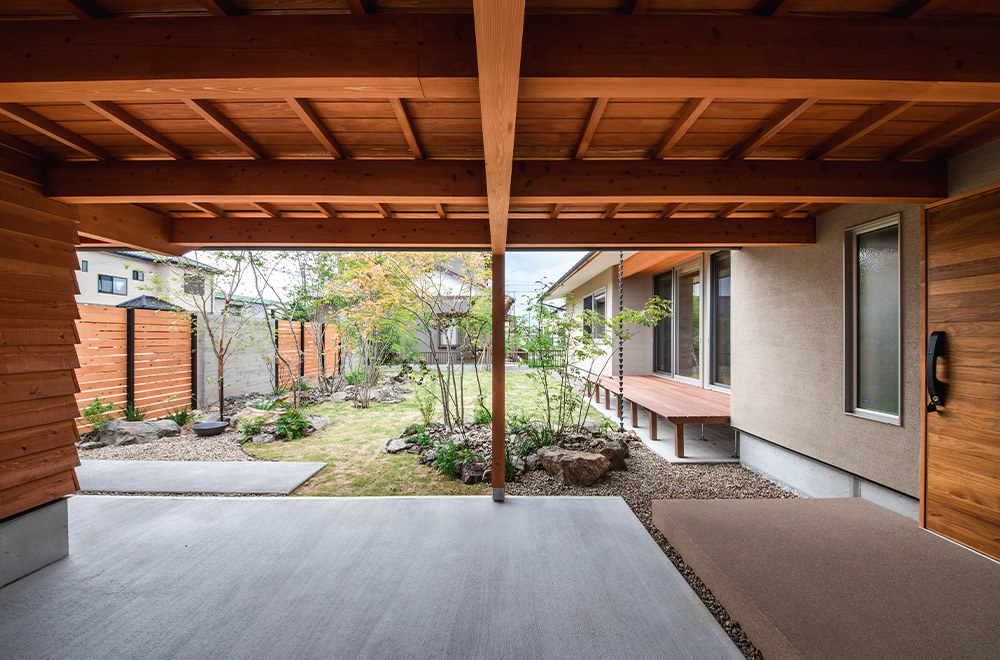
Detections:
61,0,108,19
730,99,817,159
809,101,916,160
46,159,947,204
345,0,368,14
4,16,1000,103
715,203,747,218
756,0,798,16
250,202,281,218
891,0,947,19
0,103,109,160
170,216,816,249
199,0,237,16
388,98,423,159
631,0,651,14
772,203,808,218
473,0,526,254
75,203,185,256
184,99,266,159
605,202,625,219
575,97,609,160
287,98,345,159
189,202,226,218
550,203,563,219
83,101,190,160
435,203,447,219
883,104,1000,160
0,129,51,161
314,203,339,218
652,98,712,159
0,144,44,185
374,203,394,219
660,203,685,218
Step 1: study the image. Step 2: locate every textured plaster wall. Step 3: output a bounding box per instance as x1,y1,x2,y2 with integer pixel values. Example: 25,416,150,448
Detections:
565,267,615,376
731,204,922,496
621,273,654,376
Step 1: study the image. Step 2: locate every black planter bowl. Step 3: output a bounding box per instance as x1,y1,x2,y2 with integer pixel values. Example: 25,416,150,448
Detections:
192,420,229,437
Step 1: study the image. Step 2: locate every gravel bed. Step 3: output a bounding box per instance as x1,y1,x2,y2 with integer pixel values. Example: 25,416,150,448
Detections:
507,440,795,660
79,429,263,462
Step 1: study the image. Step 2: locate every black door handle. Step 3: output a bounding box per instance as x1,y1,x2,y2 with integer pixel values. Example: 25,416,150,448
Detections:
927,331,946,413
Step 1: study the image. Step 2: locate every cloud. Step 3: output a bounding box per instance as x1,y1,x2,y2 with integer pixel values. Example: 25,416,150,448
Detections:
504,250,589,312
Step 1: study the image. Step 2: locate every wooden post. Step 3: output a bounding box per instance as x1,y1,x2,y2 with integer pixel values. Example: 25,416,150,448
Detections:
649,410,657,440
604,386,611,410
491,252,505,502
674,423,685,458
631,401,638,427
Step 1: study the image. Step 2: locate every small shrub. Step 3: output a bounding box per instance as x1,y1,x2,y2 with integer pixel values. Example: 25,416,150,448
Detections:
166,407,193,427
432,440,462,476
276,408,310,441
241,418,264,440
472,404,492,425
82,395,116,431
415,390,435,426
504,443,519,479
292,378,311,391
253,399,278,411
411,426,433,447
273,384,289,396
122,402,148,422
345,368,364,386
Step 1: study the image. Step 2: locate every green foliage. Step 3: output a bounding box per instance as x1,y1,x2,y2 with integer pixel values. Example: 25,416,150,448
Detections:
273,384,289,396
432,440,484,477
276,408,311,441
345,368,364,385
166,407,193,427
410,426,433,447
241,417,265,440
82,395,116,431
292,378,311,391
122,402,148,422
252,398,279,411
507,412,554,448
472,403,492,425
415,389,435,426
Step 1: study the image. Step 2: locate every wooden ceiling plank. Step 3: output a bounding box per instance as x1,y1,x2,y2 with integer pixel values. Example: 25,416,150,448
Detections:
389,98,423,159
891,0,947,19
435,203,447,219
345,0,367,14
473,0,526,254
0,103,109,160
188,202,226,218
199,0,237,16
652,98,713,159
574,97,609,160
773,202,808,218
809,101,916,160
374,203,393,219
83,101,190,160
47,159,947,205
184,99,266,160
550,203,563,219
883,104,1000,160
942,124,1000,161
314,203,339,218
0,129,51,161
660,203,685,218
730,99,817,159
286,98,345,159
757,0,798,16
61,0,108,19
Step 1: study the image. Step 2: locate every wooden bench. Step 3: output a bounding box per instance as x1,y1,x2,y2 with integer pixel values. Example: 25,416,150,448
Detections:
589,375,730,458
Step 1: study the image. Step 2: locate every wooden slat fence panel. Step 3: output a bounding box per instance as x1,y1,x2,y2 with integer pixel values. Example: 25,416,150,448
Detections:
276,319,302,389
133,309,192,419
302,323,320,381
74,305,128,426
324,326,340,376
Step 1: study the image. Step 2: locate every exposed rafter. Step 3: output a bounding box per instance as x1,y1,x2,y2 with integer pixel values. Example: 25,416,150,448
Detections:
715,202,747,218
660,203,685,218
550,203,563,219
184,99,266,159
756,0,798,16
652,98,713,159
0,103,109,160
730,99,817,159
374,203,394,219
435,203,447,219
942,124,1000,161
631,0,651,13
83,101,190,160
189,202,226,218
891,0,947,19
605,202,626,219
200,0,237,16
0,129,51,161
473,0,526,253
287,98,345,159
882,104,1000,160
772,203,808,218
575,97,609,160
314,203,338,218
389,98,423,159
46,159,947,205
250,202,281,218
345,0,367,14
809,101,915,160
61,0,107,19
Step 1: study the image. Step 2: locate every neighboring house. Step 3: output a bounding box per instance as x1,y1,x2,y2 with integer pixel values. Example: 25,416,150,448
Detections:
210,292,273,317
75,250,219,311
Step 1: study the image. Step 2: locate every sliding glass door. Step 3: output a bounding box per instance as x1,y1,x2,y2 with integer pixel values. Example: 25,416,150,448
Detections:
653,272,672,374
675,263,701,382
711,252,732,387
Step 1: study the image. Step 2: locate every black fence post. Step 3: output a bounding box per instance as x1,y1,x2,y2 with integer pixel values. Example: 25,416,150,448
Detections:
299,321,306,377
320,323,326,375
125,308,135,409
272,312,279,391
190,313,198,410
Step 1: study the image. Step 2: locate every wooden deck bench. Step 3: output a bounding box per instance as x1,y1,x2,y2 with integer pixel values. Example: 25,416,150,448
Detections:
589,375,730,458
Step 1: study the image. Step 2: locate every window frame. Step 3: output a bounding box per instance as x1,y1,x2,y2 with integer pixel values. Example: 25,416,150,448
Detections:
582,287,607,339
132,270,144,281
80,260,88,272
97,274,127,296
709,251,732,390
183,273,205,296
844,213,902,426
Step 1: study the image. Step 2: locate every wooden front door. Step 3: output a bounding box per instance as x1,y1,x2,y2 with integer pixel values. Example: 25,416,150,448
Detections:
923,190,1000,560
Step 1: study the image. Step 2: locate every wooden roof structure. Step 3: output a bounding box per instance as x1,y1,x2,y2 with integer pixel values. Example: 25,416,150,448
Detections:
2,0,999,254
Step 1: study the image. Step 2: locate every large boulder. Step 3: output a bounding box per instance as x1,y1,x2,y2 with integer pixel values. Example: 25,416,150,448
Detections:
598,441,628,471
383,437,409,454
537,446,610,486
305,415,334,431
99,419,180,446
231,407,280,429
459,462,486,484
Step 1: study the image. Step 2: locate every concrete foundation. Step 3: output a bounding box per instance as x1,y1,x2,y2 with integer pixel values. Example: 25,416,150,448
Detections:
738,431,919,519
0,498,69,588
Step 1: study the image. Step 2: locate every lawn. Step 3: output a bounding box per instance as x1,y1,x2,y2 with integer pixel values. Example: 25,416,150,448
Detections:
244,369,587,496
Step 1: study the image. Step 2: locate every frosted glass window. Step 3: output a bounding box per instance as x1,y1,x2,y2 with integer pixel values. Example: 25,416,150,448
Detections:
653,272,673,374
676,266,701,380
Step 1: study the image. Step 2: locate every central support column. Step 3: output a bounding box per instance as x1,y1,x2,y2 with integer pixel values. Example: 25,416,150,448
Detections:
491,252,506,502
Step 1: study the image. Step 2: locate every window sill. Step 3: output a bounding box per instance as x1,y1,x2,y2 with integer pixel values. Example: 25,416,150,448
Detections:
845,410,901,427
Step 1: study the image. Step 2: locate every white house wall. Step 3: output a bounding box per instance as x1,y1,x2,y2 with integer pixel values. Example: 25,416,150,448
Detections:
75,252,175,308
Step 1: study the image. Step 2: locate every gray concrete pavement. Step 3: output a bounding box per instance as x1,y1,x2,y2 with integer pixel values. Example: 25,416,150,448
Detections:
76,460,326,494
0,495,742,660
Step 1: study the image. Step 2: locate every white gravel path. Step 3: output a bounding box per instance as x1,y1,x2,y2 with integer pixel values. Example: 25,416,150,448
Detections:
79,429,262,462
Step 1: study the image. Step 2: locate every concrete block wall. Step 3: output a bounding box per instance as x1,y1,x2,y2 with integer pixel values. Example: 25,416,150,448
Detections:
196,315,275,408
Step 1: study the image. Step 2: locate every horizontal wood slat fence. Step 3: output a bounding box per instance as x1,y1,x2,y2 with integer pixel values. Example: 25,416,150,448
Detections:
274,319,340,389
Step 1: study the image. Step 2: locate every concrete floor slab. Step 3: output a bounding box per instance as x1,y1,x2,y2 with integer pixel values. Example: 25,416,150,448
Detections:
0,495,742,660
76,460,326,494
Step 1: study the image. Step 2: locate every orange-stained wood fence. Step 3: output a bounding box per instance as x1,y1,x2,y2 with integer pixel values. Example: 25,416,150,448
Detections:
275,320,340,389
75,304,192,430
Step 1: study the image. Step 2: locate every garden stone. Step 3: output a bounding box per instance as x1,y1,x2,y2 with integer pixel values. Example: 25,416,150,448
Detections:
537,446,610,486
78,441,104,451
329,392,350,404
231,407,280,429
305,415,334,431
599,441,628,471
459,462,486,484
582,420,602,435
402,423,422,437
383,437,409,454
449,433,466,446
251,433,277,444
99,419,180,446
482,467,491,483
525,454,540,471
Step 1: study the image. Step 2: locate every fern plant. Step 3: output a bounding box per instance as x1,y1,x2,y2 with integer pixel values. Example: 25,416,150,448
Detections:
122,402,148,421
166,407,193,427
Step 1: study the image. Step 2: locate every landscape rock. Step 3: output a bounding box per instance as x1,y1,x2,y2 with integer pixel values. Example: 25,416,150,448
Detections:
537,446,610,486
459,462,486,484
231,407,280,429
79,441,104,451
525,454,541,471
99,419,181,446
599,441,628,471
251,433,277,444
305,415,334,431
582,420,603,435
384,437,410,454
329,391,350,404
401,423,422,437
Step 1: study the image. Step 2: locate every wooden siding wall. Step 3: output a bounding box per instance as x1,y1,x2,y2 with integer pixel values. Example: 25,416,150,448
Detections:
75,305,192,429
0,176,81,520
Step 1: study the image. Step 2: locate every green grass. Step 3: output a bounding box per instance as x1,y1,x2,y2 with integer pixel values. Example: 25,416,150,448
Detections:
244,370,565,497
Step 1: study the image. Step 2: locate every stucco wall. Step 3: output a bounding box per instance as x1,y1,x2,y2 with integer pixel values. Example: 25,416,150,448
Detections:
947,139,1000,197
621,273,654,376
730,204,922,496
565,267,615,376
76,252,175,307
